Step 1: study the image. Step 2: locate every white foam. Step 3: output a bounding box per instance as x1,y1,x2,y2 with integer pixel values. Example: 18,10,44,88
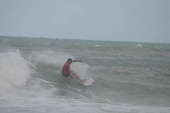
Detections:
2,97,170,113
0,50,33,94
31,50,90,77
94,45,103,47
71,63,90,77
135,44,143,48
32,50,74,67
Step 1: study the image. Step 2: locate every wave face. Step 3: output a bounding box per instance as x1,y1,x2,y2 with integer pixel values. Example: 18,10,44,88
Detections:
0,36,170,113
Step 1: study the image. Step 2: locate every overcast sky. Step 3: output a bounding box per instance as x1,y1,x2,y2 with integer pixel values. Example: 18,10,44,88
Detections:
0,0,170,43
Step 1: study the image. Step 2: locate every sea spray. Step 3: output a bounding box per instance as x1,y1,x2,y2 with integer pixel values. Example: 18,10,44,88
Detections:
30,50,90,77
0,50,33,94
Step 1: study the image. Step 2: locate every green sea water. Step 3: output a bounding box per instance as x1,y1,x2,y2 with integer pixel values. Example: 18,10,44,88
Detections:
0,36,170,113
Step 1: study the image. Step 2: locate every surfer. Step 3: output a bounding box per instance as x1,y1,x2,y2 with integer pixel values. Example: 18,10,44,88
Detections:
62,58,85,82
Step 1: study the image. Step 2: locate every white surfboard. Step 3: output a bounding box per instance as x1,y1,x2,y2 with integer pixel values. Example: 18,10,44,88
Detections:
70,73,95,86
81,76,95,86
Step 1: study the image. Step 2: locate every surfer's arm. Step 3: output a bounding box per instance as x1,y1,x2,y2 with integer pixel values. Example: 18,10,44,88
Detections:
72,60,82,62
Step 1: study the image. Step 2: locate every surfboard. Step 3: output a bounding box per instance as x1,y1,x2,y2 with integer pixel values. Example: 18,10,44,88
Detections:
70,73,95,86
81,76,95,86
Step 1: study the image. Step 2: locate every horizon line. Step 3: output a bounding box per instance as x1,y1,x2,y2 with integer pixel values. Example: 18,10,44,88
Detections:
0,35,169,44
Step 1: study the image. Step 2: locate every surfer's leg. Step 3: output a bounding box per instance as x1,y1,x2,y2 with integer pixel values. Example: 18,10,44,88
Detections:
63,73,74,79
70,73,74,79
72,73,86,82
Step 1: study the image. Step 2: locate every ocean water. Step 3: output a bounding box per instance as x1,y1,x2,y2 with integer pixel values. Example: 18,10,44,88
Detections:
0,36,170,113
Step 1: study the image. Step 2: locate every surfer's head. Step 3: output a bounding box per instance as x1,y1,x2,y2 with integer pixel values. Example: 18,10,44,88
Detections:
67,58,72,64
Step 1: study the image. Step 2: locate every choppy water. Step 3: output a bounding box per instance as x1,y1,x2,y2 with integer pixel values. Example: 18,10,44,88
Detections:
0,36,170,113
